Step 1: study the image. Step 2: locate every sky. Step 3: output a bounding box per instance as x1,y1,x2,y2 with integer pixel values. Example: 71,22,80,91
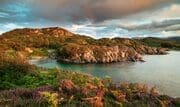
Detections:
0,0,180,38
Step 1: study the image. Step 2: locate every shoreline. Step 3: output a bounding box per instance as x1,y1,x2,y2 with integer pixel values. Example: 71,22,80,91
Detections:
29,51,180,98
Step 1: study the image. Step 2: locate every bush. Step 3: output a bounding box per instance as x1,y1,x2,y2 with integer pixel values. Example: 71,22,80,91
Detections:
0,56,35,89
0,55,59,89
161,42,173,48
20,70,59,88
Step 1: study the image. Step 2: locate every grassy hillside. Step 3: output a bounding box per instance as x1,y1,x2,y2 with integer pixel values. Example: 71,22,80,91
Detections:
167,37,180,42
139,37,180,50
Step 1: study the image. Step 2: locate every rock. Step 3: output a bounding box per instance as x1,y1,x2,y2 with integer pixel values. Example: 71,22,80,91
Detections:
150,87,159,96
157,48,168,55
25,47,33,53
134,45,168,55
57,45,145,64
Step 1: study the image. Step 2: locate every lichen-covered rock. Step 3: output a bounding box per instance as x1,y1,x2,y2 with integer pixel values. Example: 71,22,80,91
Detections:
57,45,144,64
135,45,167,55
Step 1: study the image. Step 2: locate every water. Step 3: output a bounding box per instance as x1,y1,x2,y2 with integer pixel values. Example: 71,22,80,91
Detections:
29,51,180,97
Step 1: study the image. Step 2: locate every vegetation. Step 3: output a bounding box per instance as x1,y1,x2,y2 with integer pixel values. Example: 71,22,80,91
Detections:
0,28,180,106
0,55,58,90
0,60,179,106
139,37,180,50
0,54,180,106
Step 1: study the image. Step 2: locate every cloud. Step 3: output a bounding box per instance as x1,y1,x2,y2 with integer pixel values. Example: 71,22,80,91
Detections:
0,0,179,38
162,30,180,37
149,4,180,21
0,31,3,34
26,0,170,23
0,0,175,24
118,19,180,31
165,24,180,31
0,23,24,34
3,23,23,29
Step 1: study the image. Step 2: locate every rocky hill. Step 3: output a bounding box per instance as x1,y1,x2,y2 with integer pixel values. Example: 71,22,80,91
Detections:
0,27,167,64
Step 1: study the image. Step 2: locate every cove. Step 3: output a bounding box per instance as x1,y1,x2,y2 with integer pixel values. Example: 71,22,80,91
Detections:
29,51,180,97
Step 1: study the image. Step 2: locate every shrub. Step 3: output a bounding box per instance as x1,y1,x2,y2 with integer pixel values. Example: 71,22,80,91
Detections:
40,92,59,107
161,42,173,48
0,55,59,89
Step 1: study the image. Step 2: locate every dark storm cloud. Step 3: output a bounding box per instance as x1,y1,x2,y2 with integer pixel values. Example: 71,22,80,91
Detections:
27,0,171,23
0,0,176,24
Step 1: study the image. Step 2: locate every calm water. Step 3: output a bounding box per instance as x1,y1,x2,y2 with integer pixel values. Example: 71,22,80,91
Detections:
30,51,180,97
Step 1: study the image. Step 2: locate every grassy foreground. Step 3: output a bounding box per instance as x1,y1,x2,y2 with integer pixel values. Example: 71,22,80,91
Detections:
0,56,180,107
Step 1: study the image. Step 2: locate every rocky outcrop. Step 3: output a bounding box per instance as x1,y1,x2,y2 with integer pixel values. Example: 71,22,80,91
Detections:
135,45,168,55
57,45,145,64
41,27,74,37
56,41,168,64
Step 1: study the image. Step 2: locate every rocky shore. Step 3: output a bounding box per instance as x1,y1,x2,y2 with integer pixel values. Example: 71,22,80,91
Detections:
57,45,141,64
56,44,167,64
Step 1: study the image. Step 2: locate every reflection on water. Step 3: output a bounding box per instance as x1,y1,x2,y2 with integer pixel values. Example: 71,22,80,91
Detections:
29,51,180,97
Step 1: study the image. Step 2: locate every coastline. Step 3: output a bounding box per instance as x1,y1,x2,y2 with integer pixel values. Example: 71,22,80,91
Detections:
29,51,180,98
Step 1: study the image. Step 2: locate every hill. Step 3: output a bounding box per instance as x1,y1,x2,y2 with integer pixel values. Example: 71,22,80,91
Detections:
167,36,180,42
138,37,180,50
0,27,167,64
